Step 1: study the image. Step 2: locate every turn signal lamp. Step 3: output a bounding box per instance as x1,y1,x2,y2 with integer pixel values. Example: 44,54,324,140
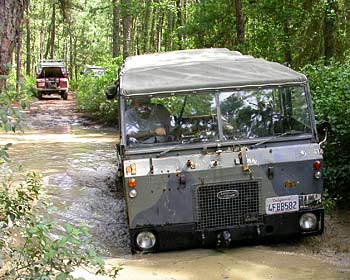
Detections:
128,178,137,188
314,160,322,170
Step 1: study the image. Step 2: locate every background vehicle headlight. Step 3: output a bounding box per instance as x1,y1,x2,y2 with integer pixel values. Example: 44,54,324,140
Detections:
136,231,156,250
299,213,317,231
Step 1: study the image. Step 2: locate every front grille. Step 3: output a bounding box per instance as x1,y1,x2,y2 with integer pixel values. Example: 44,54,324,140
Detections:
193,180,262,230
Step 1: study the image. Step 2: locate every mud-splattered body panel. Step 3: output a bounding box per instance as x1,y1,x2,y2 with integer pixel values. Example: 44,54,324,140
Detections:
124,143,322,229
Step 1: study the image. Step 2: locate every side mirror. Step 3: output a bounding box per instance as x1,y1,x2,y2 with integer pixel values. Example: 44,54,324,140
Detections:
317,121,331,146
106,85,118,100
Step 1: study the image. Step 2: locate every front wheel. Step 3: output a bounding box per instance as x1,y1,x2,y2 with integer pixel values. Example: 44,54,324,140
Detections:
62,91,68,100
37,91,43,100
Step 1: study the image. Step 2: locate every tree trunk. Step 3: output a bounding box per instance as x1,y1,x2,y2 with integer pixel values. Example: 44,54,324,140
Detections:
26,0,31,76
176,0,183,49
16,25,23,93
157,10,164,52
234,0,245,49
150,3,157,52
112,0,120,57
165,10,174,51
0,0,28,93
69,32,73,79
39,0,46,60
73,37,78,82
44,3,56,59
324,0,337,64
143,0,152,53
49,4,56,59
283,20,292,65
122,0,131,60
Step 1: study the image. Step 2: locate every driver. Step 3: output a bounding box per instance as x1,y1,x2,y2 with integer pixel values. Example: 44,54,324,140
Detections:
125,97,172,144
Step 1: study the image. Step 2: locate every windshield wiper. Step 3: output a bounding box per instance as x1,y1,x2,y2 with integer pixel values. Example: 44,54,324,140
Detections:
156,143,183,158
251,130,304,148
157,137,209,157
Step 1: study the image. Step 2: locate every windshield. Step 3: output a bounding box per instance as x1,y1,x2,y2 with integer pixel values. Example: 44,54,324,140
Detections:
220,87,312,140
123,86,312,147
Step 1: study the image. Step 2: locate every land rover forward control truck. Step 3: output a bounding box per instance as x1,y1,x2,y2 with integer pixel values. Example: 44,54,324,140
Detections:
108,49,325,252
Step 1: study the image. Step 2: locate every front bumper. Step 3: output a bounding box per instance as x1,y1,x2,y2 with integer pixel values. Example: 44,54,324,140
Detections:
129,209,324,252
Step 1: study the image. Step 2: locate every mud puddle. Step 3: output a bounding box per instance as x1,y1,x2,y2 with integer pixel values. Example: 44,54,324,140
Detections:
1,94,349,279
0,126,129,256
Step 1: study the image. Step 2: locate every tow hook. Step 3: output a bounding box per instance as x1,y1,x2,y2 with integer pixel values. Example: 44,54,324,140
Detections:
217,230,231,247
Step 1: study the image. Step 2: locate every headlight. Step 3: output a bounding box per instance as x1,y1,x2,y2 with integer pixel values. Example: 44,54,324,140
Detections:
136,231,156,250
299,213,317,231
314,171,322,179
129,189,137,198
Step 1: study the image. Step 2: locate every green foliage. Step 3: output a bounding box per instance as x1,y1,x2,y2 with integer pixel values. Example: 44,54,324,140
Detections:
185,0,235,49
0,76,33,134
0,172,122,279
0,71,35,165
322,190,336,213
75,58,121,124
302,58,350,203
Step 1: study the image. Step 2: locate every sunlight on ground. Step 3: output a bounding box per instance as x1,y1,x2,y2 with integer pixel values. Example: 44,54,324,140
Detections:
71,247,350,280
0,130,117,145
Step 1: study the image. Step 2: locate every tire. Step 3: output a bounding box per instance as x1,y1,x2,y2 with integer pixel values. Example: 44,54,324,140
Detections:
62,91,68,100
37,92,43,100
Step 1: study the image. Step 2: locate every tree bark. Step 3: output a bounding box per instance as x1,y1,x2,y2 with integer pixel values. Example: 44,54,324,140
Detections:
283,20,292,65
49,4,56,59
157,9,164,52
165,10,174,51
16,25,23,93
39,0,46,61
176,0,183,49
150,3,157,52
324,0,337,64
143,0,152,53
26,0,31,76
44,3,56,59
69,32,73,79
112,0,120,57
0,0,28,93
234,0,245,49
122,0,131,60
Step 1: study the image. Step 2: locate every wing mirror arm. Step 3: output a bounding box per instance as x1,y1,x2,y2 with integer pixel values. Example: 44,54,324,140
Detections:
317,121,331,147
319,128,328,146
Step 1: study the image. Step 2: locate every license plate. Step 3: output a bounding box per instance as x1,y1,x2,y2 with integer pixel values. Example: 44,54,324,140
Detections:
266,195,299,215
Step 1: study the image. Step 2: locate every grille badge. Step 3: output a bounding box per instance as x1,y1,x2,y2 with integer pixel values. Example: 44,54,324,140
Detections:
217,190,239,200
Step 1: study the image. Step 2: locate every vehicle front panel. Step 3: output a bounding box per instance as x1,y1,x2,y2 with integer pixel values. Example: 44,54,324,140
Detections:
124,142,323,230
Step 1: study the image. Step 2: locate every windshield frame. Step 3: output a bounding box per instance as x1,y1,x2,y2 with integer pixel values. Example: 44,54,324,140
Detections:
120,82,317,153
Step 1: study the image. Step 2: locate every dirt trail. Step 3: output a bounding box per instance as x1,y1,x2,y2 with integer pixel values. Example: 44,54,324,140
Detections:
26,93,100,129
19,93,350,279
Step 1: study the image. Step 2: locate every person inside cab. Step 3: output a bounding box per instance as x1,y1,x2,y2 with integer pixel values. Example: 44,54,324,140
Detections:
125,97,172,144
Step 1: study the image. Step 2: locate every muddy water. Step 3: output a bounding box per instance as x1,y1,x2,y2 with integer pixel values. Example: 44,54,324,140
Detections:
0,126,129,256
1,118,350,279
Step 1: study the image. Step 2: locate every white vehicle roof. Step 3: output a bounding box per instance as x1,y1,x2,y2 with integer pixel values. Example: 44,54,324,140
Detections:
120,48,307,96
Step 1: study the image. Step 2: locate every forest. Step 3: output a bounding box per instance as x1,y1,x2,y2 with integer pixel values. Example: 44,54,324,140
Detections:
0,0,350,277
